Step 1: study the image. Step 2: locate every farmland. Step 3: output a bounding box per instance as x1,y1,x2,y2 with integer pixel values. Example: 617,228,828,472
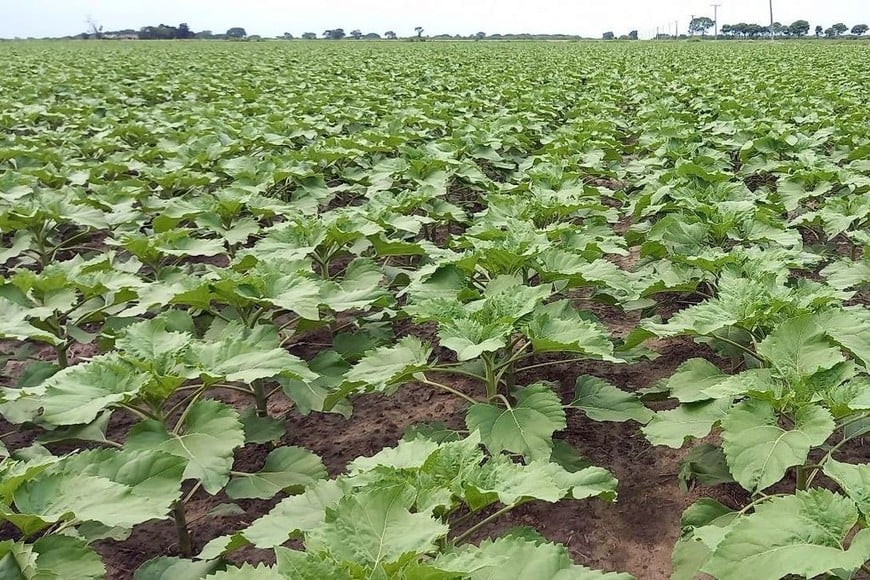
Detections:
1,38,869,579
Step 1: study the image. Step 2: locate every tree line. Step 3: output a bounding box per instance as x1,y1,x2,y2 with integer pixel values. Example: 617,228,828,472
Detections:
77,19,870,42
685,17,868,38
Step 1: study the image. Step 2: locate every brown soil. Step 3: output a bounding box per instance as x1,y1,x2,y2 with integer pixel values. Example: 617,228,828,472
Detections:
1,326,742,580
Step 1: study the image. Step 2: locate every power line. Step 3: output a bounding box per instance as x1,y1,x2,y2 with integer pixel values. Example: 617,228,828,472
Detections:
769,0,775,39
711,4,721,39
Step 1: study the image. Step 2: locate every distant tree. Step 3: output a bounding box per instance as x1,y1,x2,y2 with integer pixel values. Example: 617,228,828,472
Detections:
323,28,345,39
602,31,615,40
350,29,362,39
788,20,810,37
196,30,214,39
302,32,317,40
86,16,103,39
282,32,294,40
689,17,715,36
628,30,639,40
474,31,486,40
226,27,247,39
815,25,824,37
177,22,194,39
825,27,835,38
770,22,785,37
852,24,868,36
415,26,424,39
385,30,397,39
832,23,848,36
364,32,381,39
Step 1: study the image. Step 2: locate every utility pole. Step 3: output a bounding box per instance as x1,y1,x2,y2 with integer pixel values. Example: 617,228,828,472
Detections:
769,0,775,39
711,4,721,39
676,20,679,37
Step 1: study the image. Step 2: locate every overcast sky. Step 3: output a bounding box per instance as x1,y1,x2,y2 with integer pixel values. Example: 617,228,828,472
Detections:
1,0,867,39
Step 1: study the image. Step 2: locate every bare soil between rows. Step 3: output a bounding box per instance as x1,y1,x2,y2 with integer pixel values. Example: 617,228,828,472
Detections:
0,334,753,580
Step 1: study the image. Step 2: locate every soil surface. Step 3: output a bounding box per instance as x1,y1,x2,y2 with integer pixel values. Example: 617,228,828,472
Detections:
2,335,750,579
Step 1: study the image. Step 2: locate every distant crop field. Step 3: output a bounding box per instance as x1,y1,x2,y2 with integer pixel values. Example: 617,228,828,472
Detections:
1,39,869,579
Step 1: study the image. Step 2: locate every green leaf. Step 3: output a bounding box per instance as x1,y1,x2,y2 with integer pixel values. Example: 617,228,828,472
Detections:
189,322,315,384
432,535,632,580
665,358,727,403
721,401,834,492
466,384,567,460
465,456,617,510
30,355,150,426
756,314,845,381
671,499,737,580
239,408,285,444
31,535,104,579
320,258,391,312
205,480,344,553
704,490,870,580
677,443,734,492
823,459,870,519
568,376,652,423
135,556,223,580
820,307,870,368
226,446,326,500
126,400,244,494
305,487,448,568
207,564,285,579
274,547,350,579
524,303,616,361
642,399,731,449
342,336,432,392
439,318,511,361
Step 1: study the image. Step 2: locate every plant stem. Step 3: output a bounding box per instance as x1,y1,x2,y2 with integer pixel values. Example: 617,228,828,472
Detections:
173,387,208,434
453,503,521,544
420,378,478,405
482,354,497,400
252,379,268,417
172,501,193,557
119,403,160,422
430,366,487,382
54,344,69,369
515,357,592,374
795,465,808,492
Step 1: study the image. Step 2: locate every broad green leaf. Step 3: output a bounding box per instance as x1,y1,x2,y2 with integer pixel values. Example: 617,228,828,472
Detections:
239,408,285,444
439,318,512,361
342,336,432,392
642,399,731,449
189,322,315,384
207,564,284,579
217,479,343,551
467,383,566,460
26,536,104,579
704,490,870,580
126,400,244,494
721,401,834,492
820,307,870,368
305,487,448,568
226,446,326,500
134,556,223,580
29,354,150,426
320,258,391,312
665,358,727,403
274,547,350,579
756,314,844,381
672,499,737,580
568,376,652,423
823,459,870,519
432,535,632,580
